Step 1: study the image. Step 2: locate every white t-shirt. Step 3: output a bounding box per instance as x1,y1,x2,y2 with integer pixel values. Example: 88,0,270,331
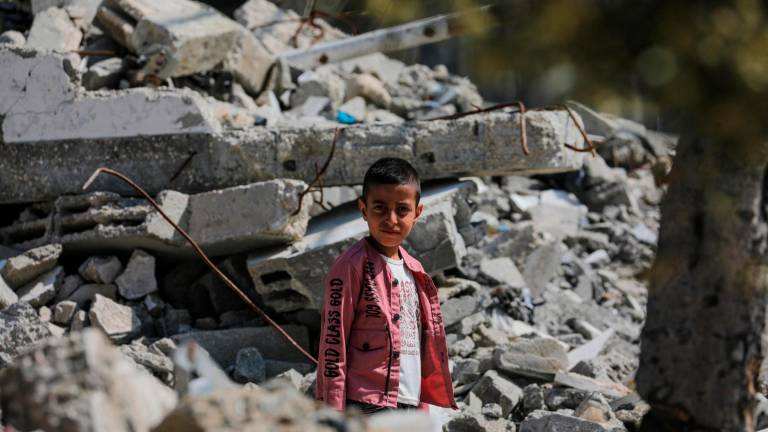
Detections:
380,254,421,406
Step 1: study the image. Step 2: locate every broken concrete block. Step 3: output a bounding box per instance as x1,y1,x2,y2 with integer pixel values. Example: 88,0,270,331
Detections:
55,274,84,302
232,347,266,384
26,6,82,51
574,393,625,430
494,338,569,381
0,329,177,431
247,181,475,312
89,294,141,343
115,249,157,300
79,255,123,284
338,96,367,120
1,109,584,204
52,300,78,325
39,305,52,322
220,29,273,94
171,325,310,367
31,0,102,28
96,0,243,77
0,275,19,309
568,329,615,369
67,283,117,309
470,370,523,418
291,70,346,111
16,266,63,307
0,243,62,289
0,302,52,368
479,257,526,288
1,182,311,258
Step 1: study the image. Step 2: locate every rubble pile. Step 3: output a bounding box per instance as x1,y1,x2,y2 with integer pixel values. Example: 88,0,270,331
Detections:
0,0,678,431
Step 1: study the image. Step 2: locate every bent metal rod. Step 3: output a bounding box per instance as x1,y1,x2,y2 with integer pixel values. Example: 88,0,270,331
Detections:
83,167,319,365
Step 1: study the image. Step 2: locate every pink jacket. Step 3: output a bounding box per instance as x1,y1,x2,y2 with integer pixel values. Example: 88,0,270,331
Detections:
315,237,457,411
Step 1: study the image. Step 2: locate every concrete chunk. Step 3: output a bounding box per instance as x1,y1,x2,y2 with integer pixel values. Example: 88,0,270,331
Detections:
0,302,52,368
494,338,569,381
115,249,157,300
520,410,612,432
1,110,584,204
1,180,311,257
67,283,118,309
89,294,141,342
172,325,310,368
97,0,243,77
1,244,63,289
554,371,632,399
247,181,475,312
79,255,123,284
52,300,78,325
26,7,82,51
0,275,18,309
470,370,524,418
17,266,63,307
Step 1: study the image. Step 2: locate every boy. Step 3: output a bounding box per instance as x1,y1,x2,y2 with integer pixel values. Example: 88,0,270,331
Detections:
315,157,457,413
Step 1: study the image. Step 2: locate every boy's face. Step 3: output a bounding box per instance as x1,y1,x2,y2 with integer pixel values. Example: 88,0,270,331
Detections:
358,182,423,252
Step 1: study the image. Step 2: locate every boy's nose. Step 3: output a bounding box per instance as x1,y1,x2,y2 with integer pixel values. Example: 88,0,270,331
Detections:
387,210,398,224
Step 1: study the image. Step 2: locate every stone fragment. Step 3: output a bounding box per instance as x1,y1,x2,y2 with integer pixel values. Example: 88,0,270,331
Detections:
479,257,526,288
494,338,569,380
16,266,63,307
522,384,545,414
338,96,367,120
115,249,157,300
554,371,632,399
79,255,123,284
220,29,273,94
0,243,62,289
448,336,476,358
520,410,612,432
346,73,392,107
568,329,615,368
82,57,125,90
70,309,88,331
452,358,483,386
574,393,625,430
574,155,637,212
470,370,524,418
1,110,585,204
481,403,503,419
52,300,78,326
291,70,346,110
0,275,18,309
0,302,52,367
143,293,166,317
88,294,141,343
442,292,482,328
39,305,52,322
120,342,174,385
67,283,117,308
248,181,475,312
443,411,511,432
233,347,266,384
523,242,565,299
474,325,510,348
545,387,592,411
55,274,84,302
171,325,310,367
0,30,26,46
26,6,82,51
48,322,66,337
0,329,177,432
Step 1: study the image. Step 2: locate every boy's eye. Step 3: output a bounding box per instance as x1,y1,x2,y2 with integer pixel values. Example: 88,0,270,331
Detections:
397,206,410,215
372,205,385,213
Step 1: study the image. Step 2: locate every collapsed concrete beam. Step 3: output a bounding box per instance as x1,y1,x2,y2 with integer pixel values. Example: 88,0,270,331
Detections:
0,108,584,204
0,47,220,144
246,180,477,313
0,181,311,256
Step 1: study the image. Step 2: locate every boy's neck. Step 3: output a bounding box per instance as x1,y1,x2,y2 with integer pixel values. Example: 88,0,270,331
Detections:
366,236,401,260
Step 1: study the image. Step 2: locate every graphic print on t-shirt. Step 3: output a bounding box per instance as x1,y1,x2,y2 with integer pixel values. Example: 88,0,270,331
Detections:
399,277,420,357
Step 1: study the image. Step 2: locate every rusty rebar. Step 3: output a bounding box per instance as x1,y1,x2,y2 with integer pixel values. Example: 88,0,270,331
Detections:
292,128,341,216
82,168,318,365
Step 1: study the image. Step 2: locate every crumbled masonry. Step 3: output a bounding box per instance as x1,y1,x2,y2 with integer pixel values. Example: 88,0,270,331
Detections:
0,0,679,430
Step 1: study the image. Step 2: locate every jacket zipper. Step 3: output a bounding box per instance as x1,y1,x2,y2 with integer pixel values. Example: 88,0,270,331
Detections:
383,323,394,403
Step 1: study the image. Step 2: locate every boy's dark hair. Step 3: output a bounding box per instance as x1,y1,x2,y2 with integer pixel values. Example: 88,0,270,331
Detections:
362,157,421,203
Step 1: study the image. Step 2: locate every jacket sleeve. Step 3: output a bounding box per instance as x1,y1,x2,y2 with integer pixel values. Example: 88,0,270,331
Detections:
315,260,358,411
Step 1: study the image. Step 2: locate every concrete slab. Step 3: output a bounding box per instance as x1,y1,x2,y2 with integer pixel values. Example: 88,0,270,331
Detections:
26,7,82,51
0,180,312,257
246,180,476,312
0,110,585,204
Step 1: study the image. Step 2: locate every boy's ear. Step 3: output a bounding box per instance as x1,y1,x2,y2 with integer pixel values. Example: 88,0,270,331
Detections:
415,202,424,220
358,198,367,220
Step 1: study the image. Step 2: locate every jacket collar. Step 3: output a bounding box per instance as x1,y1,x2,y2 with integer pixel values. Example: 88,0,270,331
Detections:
362,236,424,274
